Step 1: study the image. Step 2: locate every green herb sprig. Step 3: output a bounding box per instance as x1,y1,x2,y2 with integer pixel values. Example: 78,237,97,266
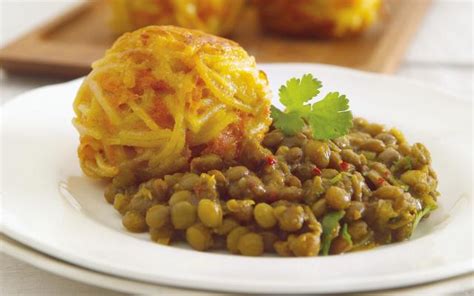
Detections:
271,74,353,140
320,210,345,256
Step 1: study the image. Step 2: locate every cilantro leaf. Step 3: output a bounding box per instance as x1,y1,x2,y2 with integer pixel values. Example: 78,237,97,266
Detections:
308,92,353,140
271,106,305,135
341,223,353,245
411,205,436,235
392,157,413,174
279,74,321,112
270,74,353,140
320,210,345,256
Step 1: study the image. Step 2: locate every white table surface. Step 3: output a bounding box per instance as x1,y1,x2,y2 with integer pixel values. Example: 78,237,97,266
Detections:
1,0,473,295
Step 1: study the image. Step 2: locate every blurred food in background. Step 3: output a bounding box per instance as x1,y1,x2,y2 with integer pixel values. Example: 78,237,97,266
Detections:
107,0,245,36
254,0,383,38
1,0,427,77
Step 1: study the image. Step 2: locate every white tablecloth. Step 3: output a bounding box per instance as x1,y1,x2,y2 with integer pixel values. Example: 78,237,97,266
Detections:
1,0,472,294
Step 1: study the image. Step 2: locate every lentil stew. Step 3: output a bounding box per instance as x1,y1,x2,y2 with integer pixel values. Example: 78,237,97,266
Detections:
105,118,439,257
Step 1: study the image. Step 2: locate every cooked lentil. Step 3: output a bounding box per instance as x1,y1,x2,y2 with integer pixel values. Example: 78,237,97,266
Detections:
106,118,439,256
186,223,213,251
237,232,264,256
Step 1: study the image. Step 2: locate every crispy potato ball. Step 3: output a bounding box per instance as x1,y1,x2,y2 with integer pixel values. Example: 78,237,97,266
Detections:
73,26,271,180
255,0,382,38
108,0,245,36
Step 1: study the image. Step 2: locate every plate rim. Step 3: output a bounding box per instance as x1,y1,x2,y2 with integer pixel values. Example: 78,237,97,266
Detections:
2,233,473,295
0,233,217,295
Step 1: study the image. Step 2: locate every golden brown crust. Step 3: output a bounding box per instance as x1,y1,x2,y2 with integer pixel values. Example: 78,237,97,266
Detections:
73,26,271,179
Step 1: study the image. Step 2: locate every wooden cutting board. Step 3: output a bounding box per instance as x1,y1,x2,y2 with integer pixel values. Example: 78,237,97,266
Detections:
0,0,431,78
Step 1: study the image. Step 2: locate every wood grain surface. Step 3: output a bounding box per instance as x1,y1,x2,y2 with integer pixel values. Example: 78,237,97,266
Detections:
0,0,431,78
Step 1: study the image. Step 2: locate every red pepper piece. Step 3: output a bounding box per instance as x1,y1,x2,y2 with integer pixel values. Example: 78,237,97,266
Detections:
266,156,277,166
340,161,350,171
312,167,322,176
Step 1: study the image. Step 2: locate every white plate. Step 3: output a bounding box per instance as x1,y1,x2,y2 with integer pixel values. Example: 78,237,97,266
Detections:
1,64,473,294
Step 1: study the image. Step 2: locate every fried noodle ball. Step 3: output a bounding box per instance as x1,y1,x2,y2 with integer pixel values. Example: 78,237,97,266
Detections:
73,26,271,180
255,0,382,38
108,0,245,36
